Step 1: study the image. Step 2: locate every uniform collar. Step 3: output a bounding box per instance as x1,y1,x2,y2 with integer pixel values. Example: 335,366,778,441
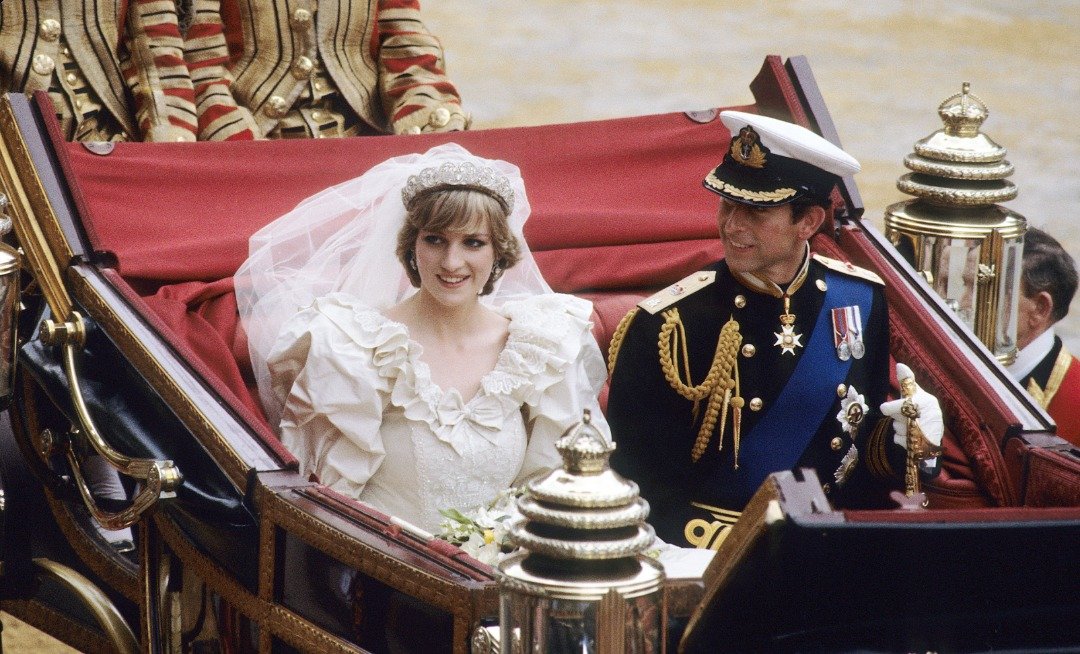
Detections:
1007,327,1056,381
731,242,811,298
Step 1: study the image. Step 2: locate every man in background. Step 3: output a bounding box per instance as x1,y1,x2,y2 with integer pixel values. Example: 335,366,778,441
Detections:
183,0,465,140
1,0,197,141
1007,227,1080,446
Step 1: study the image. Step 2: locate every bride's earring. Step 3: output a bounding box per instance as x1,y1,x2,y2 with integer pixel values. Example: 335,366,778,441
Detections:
408,251,418,271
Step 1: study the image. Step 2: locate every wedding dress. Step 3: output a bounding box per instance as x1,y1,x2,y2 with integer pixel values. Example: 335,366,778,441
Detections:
238,143,611,534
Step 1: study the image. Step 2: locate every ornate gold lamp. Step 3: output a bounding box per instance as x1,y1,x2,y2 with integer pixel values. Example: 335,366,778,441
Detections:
494,410,664,654
884,83,1027,363
0,193,21,409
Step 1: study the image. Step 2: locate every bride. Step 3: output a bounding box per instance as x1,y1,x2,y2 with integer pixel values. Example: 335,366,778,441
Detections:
235,143,611,534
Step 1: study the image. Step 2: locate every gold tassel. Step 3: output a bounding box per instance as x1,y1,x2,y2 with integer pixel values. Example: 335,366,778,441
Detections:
730,396,744,469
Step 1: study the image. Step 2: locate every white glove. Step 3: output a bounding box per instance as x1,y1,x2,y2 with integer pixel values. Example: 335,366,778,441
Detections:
879,363,944,467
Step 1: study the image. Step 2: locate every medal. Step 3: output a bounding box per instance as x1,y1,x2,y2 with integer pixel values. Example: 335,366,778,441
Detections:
834,444,859,485
774,295,803,355
848,305,865,359
831,305,864,361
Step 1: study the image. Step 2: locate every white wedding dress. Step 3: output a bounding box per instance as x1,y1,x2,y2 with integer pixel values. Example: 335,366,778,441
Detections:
267,291,611,533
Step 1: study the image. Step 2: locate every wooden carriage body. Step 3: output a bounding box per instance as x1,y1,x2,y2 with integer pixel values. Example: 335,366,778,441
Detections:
0,56,1076,653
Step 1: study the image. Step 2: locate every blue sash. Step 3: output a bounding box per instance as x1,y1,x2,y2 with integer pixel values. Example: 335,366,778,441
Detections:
733,270,873,498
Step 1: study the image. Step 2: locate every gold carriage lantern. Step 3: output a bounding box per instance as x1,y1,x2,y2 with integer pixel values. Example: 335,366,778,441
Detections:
492,410,664,654
0,193,21,408
884,83,1026,364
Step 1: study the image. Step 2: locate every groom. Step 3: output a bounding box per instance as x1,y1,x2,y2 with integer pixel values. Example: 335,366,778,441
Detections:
607,111,943,548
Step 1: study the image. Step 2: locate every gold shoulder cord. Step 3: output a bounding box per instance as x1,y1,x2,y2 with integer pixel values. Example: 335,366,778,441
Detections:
658,308,743,464
607,307,641,377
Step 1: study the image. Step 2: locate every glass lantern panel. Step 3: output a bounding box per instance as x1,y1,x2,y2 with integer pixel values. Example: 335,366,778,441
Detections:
923,236,983,330
500,592,662,654
994,236,1023,359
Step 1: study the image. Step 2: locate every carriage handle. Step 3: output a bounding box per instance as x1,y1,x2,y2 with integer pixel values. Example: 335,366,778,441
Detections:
40,311,183,530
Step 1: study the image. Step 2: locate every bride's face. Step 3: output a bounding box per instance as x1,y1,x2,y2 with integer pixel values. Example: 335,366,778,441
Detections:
413,215,496,309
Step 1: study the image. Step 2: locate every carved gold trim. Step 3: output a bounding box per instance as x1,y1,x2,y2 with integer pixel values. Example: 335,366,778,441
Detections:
903,153,1014,180
0,95,74,320
261,486,490,611
896,174,1017,205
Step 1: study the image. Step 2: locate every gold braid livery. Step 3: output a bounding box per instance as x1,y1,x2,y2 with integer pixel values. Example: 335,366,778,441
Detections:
657,309,743,463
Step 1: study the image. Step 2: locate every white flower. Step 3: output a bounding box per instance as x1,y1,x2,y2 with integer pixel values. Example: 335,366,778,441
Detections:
436,486,524,565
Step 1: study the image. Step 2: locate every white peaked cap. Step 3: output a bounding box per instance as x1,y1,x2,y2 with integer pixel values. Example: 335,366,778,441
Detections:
719,111,860,177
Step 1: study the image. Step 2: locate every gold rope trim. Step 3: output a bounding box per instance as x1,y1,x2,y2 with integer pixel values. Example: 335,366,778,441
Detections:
607,307,641,377
658,309,742,462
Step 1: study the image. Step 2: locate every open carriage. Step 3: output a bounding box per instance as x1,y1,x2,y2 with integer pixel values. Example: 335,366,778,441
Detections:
0,55,1077,653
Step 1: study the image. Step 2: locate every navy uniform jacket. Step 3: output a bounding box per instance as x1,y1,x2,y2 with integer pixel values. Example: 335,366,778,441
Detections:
608,255,904,548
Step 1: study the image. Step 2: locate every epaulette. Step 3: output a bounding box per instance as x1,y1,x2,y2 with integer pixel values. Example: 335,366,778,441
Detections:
637,271,716,315
812,254,884,286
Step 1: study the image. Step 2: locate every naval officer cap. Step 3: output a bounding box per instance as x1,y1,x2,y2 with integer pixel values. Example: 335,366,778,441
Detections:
704,111,860,207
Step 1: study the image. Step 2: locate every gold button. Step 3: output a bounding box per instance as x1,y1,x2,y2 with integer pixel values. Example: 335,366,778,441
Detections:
316,133,327,138
39,18,61,41
837,384,847,398
314,81,325,92
74,99,83,109
428,106,451,128
65,72,77,83
62,46,70,56
831,437,844,451
291,8,312,25
291,56,314,79
32,54,55,76
734,294,746,308
698,273,710,281
822,483,832,495
405,125,422,135
816,279,827,291
263,95,288,118
310,110,323,121
749,397,763,412
741,344,756,358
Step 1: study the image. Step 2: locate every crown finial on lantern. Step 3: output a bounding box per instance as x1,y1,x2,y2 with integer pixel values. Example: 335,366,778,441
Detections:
555,409,615,475
938,81,988,138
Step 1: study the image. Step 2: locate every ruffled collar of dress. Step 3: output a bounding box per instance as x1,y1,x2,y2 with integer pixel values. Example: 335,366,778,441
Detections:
334,294,590,454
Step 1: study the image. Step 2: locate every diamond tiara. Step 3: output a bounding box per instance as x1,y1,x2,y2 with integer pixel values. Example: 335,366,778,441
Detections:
401,161,515,212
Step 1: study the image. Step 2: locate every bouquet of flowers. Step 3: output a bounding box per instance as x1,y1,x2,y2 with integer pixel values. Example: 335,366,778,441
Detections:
437,487,523,565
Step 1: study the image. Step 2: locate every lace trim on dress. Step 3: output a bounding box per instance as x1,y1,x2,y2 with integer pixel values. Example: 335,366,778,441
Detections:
332,293,594,453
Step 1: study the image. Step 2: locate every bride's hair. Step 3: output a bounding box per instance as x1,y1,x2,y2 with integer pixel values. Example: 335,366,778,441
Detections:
395,188,523,295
